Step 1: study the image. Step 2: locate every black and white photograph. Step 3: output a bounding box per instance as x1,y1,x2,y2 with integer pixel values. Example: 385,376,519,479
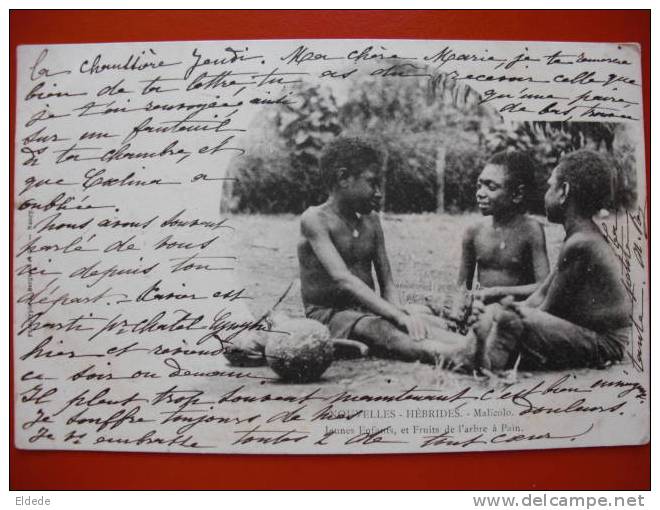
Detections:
12,38,648,455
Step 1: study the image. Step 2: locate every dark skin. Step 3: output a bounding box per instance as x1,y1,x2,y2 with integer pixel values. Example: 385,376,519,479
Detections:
519,166,631,332
473,164,631,353
299,165,428,340
299,165,477,365
299,207,395,310
459,164,550,302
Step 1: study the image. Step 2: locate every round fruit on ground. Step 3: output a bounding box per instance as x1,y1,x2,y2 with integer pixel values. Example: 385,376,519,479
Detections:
265,318,333,382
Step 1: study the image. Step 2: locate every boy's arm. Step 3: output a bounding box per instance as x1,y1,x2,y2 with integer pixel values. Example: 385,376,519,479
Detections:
529,221,550,282
457,224,477,290
372,215,399,305
301,211,423,338
523,269,553,308
514,242,583,318
482,221,550,301
541,239,630,329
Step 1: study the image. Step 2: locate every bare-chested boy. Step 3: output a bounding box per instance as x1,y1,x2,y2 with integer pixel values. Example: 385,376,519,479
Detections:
473,149,631,371
299,137,467,364
459,151,550,303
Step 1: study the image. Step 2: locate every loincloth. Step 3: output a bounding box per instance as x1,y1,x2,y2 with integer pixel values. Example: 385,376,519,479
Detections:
489,305,630,370
304,305,379,339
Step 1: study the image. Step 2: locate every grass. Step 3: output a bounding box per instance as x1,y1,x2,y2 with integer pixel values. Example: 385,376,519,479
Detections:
222,212,626,392
226,212,565,318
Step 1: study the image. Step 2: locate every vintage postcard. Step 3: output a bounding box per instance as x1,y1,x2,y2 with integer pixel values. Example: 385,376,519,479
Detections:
13,39,648,454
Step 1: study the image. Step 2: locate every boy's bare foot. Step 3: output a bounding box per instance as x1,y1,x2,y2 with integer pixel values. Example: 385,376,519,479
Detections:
475,304,523,371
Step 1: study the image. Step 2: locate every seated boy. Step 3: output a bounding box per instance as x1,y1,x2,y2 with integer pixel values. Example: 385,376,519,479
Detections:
473,150,631,371
299,137,468,365
459,151,550,304
414,151,550,333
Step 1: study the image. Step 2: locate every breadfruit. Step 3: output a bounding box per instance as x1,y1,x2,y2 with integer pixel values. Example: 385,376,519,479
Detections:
265,318,333,382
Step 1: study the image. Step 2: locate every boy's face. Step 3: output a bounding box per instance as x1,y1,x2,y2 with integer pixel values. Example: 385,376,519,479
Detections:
476,164,515,216
544,166,566,223
341,166,382,214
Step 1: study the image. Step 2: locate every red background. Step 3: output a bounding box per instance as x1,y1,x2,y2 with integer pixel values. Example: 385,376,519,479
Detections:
9,9,651,490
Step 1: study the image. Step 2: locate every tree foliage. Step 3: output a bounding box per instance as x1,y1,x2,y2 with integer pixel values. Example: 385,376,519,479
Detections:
226,75,636,214
484,121,636,212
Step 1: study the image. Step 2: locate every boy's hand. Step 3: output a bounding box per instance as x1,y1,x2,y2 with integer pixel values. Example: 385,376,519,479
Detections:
475,286,506,304
498,295,515,308
502,299,529,320
395,311,428,341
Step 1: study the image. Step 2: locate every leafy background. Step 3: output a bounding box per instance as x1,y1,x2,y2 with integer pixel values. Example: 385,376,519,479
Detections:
223,72,637,215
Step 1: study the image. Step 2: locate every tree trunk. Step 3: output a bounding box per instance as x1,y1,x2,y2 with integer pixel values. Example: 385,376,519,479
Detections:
381,148,389,212
436,146,446,213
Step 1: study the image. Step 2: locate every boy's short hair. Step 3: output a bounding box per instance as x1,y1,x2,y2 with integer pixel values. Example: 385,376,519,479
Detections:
556,149,613,216
488,150,536,210
320,137,383,190
488,150,535,191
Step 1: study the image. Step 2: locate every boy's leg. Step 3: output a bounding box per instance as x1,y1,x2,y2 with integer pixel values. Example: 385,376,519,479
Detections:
474,304,522,370
352,315,476,368
478,305,628,371
403,303,435,315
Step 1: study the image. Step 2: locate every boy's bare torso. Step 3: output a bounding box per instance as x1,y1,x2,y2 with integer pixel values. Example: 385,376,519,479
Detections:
470,215,542,288
299,205,379,309
538,227,631,332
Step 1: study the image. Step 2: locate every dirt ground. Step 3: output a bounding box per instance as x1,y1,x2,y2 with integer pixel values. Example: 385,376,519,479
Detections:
222,213,627,391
